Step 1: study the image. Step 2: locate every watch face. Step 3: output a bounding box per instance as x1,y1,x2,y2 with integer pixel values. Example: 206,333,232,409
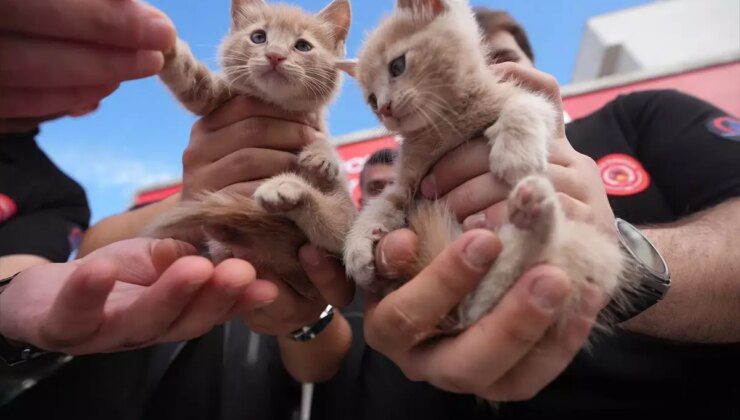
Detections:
618,220,668,276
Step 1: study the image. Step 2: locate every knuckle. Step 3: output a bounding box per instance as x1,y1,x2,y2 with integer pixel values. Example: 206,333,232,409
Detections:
542,74,560,97
371,299,426,346
436,366,479,394
181,146,199,168
501,323,542,348
242,118,270,140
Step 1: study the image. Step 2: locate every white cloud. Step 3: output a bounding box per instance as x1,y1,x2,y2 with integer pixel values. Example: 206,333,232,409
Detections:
47,149,180,198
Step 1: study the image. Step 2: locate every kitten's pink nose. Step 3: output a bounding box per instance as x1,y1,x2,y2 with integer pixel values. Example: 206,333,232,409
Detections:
266,53,286,68
379,102,393,117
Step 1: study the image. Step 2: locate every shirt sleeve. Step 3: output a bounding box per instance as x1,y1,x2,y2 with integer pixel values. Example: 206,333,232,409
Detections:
0,206,87,262
614,89,740,217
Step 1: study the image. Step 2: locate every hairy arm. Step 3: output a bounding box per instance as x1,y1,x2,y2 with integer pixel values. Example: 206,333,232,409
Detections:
77,193,180,258
623,198,740,342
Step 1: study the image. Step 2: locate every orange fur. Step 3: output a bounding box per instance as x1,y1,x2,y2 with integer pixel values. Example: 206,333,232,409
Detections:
148,0,356,298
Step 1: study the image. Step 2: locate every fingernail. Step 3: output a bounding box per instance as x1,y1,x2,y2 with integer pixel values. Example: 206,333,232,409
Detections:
420,174,436,198
529,276,569,311
301,246,321,267
462,232,497,269
463,213,487,230
254,299,275,309
146,16,177,49
377,237,398,278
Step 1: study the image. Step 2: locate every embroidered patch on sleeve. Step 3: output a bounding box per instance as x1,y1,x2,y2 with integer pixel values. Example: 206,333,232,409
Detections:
597,154,651,196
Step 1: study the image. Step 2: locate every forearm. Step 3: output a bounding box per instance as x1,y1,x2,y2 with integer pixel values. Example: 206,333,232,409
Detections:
77,193,181,258
277,312,352,383
623,199,740,342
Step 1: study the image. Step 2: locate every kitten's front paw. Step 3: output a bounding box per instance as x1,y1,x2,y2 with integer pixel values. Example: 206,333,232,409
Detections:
344,236,377,289
299,149,340,184
508,175,556,231
254,178,308,213
344,225,389,290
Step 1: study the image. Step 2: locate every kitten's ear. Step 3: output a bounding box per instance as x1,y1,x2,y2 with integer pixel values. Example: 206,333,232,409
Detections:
336,58,357,78
231,0,267,24
397,0,446,17
317,0,352,44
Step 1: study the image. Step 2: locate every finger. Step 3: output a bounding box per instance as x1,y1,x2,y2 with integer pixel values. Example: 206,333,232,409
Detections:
374,228,419,280
0,0,176,51
191,118,322,163
161,259,256,341
221,181,265,197
150,238,198,276
407,265,571,392
420,139,490,198
0,85,118,118
491,62,562,104
194,149,297,193
241,278,326,335
547,164,587,201
548,136,578,167
0,115,65,133
440,173,509,221
556,193,593,224
199,95,320,132
114,256,213,346
483,284,603,401
490,62,566,137
39,258,118,350
299,244,354,308
365,230,502,356
0,35,164,88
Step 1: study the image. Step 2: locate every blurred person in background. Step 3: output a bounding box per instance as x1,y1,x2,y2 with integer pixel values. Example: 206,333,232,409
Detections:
359,147,398,207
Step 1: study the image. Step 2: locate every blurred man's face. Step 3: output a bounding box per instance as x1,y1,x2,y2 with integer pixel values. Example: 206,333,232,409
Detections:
484,30,534,68
360,163,395,206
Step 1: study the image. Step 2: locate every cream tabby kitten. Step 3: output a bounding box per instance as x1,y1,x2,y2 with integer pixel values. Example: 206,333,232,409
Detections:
345,0,627,330
148,0,356,299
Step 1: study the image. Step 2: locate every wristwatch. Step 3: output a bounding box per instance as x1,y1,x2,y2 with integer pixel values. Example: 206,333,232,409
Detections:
0,273,50,366
603,218,671,324
287,305,335,342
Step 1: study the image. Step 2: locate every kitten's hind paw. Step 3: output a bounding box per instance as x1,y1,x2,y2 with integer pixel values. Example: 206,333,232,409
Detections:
254,177,309,213
508,175,557,232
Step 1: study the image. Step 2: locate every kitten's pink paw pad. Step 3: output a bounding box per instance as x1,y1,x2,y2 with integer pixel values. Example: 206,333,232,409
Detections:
509,176,555,230
255,179,308,213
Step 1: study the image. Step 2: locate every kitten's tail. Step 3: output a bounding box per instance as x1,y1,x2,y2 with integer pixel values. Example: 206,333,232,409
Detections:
145,190,295,246
408,200,462,276
159,39,230,116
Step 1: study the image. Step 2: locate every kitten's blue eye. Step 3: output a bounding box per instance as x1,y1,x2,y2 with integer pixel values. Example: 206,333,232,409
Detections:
295,39,313,52
389,54,406,78
251,30,267,44
368,94,378,111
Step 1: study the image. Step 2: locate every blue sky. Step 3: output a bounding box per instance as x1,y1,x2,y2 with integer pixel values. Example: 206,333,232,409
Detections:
37,0,652,224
